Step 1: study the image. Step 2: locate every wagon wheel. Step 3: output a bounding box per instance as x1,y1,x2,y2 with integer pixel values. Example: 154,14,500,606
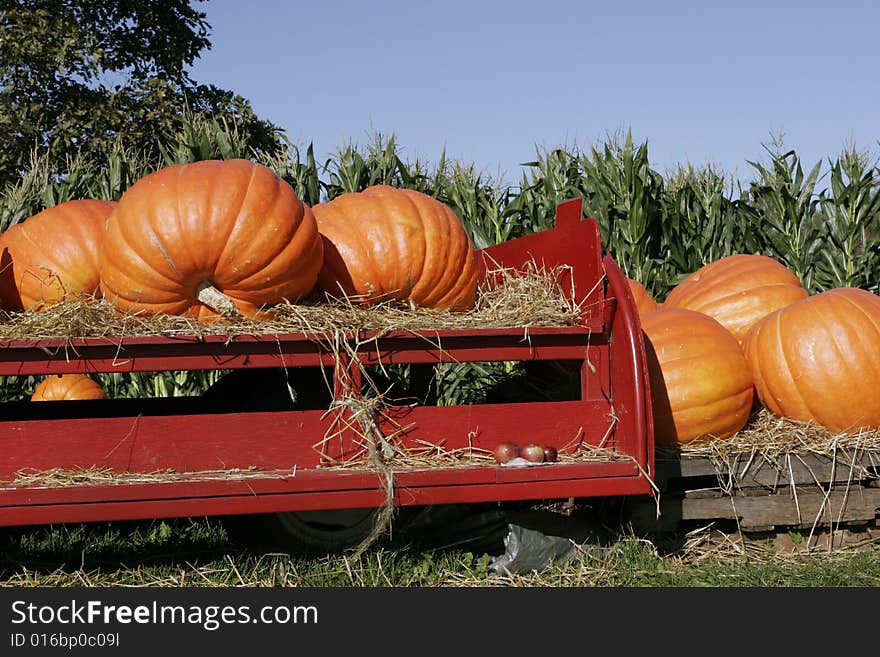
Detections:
266,503,498,554
266,506,422,554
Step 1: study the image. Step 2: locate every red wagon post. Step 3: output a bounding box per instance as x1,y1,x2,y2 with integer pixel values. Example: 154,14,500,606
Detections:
0,199,655,536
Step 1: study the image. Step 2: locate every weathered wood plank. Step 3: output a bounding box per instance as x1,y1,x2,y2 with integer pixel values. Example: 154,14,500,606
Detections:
655,451,880,491
629,486,880,532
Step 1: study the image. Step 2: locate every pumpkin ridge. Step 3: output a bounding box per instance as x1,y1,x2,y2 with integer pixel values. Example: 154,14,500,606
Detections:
330,198,386,299
110,202,187,289
433,252,478,310
101,259,190,304
672,390,753,417
147,226,183,277
424,205,474,308
413,197,451,307
775,307,820,423
212,161,261,282
659,349,749,370
414,202,430,299
0,199,115,310
802,297,871,430
823,292,880,417
224,224,322,299
99,240,193,310
391,188,425,299
100,243,189,311
667,255,801,307
172,162,207,281
17,221,79,295
402,190,430,300
835,289,880,342
214,176,305,290
699,282,809,309
438,208,474,306
24,220,92,289
672,398,752,439
717,254,799,283
364,185,408,297
376,189,409,299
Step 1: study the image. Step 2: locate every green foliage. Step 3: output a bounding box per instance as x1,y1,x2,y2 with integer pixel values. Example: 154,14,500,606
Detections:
512,146,586,238
744,146,825,290
583,133,666,286
325,133,414,197
814,147,880,291
0,0,281,188
268,142,328,207
659,164,743,288
435,163,515,249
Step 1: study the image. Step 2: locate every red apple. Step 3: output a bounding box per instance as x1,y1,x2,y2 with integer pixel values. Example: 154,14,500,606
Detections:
493,441,520,464
543,445,558,462
519,443,545,463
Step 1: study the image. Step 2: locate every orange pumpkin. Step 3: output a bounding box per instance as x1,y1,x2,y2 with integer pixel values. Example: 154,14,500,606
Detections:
627,277,658,316
312,185,479,310
663,254,808,343
742,287,880,433
31,374,107,401
0,199,116,311
99,159,323,321
642,308,754,446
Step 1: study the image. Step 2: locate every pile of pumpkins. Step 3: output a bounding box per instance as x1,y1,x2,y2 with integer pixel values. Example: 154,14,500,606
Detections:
0,159,481,405
0,159,480,320
627,257,880,445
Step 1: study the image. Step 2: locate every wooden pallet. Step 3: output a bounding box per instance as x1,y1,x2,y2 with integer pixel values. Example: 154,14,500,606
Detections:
628,450,880,533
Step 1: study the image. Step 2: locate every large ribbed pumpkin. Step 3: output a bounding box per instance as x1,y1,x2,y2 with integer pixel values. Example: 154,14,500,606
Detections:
99,159,323,321
742,287,880,433
31,374,106,401
312,186,479,310
663,254,808,343
627,277,658,316
642,308,754,446
0,199,116,311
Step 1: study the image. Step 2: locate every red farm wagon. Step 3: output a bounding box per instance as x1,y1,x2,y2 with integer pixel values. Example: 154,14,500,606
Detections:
0,199,655,548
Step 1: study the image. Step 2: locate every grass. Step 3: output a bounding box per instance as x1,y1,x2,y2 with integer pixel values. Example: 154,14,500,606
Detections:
2,513,879,588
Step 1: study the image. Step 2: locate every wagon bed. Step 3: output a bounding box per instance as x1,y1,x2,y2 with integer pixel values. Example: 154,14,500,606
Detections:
0,199,655,528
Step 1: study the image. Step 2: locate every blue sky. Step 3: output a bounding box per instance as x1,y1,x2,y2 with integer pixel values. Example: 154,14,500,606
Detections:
188,0,880,184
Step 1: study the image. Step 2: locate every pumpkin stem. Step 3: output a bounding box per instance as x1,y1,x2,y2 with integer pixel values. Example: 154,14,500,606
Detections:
196,282,240,317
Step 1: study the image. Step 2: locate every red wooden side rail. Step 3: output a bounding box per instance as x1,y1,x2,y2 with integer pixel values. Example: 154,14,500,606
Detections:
0,199,655,528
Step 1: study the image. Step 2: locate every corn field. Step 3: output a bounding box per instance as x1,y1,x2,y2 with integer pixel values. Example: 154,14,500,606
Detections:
1,113,879,402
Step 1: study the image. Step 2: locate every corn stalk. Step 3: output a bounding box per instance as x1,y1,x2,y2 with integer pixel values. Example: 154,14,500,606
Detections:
581,131,665,292
814,147,880,292
659,164,746,291
744,146,824,291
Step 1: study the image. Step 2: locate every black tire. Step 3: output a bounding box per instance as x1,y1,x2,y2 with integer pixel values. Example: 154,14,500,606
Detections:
264,506,424,554
264,504,493,555
270,508,381,553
